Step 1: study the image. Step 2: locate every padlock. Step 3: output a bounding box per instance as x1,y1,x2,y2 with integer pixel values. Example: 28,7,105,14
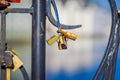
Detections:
59,36,64,44
0,0,20,10
0,0,10,10
118,10,120,14
61,36,67,49
57,29,77,40
58,36,67,50
12,55,23,72
118,10,120,17
47,35,59,45
0,51,14,68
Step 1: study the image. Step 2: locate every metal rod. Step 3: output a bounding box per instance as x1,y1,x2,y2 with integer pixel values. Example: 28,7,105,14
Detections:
32,0,46,80
0,8,33,13
94,0,119,79
0,12,7,80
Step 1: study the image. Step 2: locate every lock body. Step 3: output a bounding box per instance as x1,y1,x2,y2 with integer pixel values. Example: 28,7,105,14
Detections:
0,52,13,68
57,30,77,40
47,35,59,45
0,0,21,10
58,36,67,50
12,55,23,71
118,10,120,17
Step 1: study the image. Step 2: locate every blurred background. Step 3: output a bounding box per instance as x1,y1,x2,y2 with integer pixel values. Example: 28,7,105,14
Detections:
0,0,120,80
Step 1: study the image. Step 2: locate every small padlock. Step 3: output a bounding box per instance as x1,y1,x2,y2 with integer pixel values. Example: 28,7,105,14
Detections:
58,36,67,50
57,29,77,40
0,1,9,10
118,10,120,17
47,35,59,45
12,55,23,72
1,51,14,68
118,10,120,14
59,36,64,44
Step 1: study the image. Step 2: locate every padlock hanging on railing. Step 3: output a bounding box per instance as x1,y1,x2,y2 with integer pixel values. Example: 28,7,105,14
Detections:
4,44,29,80
0,0,21,10
47,35,59,45
58,36,67,50
46,0,78,50
57,29,77,40
0,0,9,10
118,10,120,17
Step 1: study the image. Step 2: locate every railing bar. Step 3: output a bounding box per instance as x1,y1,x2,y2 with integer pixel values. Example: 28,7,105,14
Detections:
0,12,7,80
0,8,33,13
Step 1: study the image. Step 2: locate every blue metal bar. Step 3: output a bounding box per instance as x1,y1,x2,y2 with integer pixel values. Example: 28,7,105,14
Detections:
93,0,119,79
4,8,33,13
0,12,7,80
0,8,33,13
32,0,46,80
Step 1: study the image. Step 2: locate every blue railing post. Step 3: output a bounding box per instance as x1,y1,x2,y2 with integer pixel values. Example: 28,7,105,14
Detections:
32,0,46,80
0,12,7,80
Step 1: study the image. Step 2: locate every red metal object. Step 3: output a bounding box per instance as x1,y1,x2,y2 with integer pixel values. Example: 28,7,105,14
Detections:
0,0,20,10
0,0,9,10
9,0,20,3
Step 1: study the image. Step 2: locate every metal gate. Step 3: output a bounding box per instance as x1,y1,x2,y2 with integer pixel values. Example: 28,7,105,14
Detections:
0,0,46,80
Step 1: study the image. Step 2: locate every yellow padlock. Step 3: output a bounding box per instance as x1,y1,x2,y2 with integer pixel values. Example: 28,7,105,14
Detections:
12,55,23,72
118,10,120,14
59,36,64,44
58,36,67,50
47,35,59,45
58,36,64,50
57,29,77,40
118,10,120,17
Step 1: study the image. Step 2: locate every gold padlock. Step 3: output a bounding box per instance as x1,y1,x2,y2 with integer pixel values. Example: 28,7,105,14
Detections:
118,10,120,14
12,55,23,72
59,36,64,44
118,10,120,17
57,29,77,40
58,36,67,50
58,36,63,50
47,35,59,45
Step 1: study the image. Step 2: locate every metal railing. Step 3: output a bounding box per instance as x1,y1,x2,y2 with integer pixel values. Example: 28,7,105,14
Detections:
0,0,119,80
94,0,120,80
0,0,80,80
0,0,45,80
